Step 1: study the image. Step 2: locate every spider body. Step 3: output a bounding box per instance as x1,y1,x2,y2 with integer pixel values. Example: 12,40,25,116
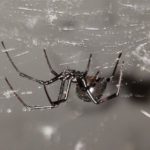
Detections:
52,69,107,102
1,41,124,110
76,76,107,102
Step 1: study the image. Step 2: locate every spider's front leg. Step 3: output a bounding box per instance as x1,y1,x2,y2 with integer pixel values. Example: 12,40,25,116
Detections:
1,41,59,85
4,77,56,110
52,77,72,106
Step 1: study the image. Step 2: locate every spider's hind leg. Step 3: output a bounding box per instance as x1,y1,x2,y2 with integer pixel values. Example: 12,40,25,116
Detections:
98,61,124,103
5,77,55,110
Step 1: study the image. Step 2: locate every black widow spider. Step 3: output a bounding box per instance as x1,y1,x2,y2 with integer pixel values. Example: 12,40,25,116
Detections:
1,41,124,110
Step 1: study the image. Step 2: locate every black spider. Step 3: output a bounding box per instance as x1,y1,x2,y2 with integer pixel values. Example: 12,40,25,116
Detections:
1,41,124,110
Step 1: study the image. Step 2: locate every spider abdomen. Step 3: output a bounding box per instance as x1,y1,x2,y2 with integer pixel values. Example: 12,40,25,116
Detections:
76,76,107,102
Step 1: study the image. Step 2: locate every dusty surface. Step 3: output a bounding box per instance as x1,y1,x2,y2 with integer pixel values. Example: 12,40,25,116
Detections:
0,0,150,150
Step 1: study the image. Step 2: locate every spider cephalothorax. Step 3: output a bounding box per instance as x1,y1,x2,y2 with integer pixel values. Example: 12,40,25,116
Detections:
1,41,124,110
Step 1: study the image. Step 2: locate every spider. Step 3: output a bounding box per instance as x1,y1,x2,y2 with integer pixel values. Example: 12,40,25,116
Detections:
1,41,124,110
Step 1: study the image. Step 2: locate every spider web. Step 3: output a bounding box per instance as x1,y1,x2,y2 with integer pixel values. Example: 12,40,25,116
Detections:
0,0,149,108
0,1,150,150
0,0,149,110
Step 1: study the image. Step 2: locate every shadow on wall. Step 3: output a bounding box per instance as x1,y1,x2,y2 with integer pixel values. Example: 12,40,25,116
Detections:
122,74,150,104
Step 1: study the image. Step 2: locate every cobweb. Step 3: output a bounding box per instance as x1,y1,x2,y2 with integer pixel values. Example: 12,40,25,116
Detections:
0,0,150,110
0,0,150,113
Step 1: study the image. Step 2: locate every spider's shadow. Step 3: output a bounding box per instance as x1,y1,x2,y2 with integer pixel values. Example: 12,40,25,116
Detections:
121,74,150,104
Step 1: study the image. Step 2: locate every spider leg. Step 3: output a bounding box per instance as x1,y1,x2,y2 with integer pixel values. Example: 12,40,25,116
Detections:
43,49,58,76
106,51,122,82
57,80,66,101
84,54,92,76
43,85,55,106
92,70,100,81
1,41,60,85
64,78,72,100
53,78,72,106
5,77,56,110
111,51,122,77
98,61,124,104
88,70,100,88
